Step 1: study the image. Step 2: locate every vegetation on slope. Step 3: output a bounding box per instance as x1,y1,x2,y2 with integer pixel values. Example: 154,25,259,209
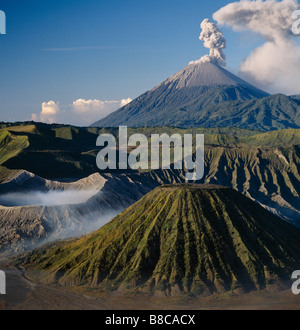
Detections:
18,184,300,296
0,130,29,165
93,84,300,130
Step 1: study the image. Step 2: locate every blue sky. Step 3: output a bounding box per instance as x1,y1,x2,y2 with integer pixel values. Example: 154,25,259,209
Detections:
0,0,295,125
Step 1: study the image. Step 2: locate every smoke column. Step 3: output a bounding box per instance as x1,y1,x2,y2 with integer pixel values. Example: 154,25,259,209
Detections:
190,18,226,66
213,0,300,95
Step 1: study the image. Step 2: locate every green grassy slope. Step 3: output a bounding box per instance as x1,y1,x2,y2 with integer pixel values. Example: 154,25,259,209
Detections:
0,124,99,179
0,130,29,165
18,184,300,296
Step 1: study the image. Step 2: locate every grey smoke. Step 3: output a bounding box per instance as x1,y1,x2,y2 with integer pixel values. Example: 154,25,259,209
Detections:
190,18,226,66
213,0,300,95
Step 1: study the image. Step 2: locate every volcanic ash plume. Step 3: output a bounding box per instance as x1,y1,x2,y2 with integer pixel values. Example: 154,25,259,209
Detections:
213,0,300,95
190,18,226,66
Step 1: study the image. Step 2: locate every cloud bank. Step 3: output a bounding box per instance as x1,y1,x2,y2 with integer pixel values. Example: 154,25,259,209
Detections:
31,97,132,126
213,0,300,95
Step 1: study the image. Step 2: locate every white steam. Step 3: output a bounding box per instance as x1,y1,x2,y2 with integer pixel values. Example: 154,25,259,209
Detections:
0,190,123,246
213,0,300,95
190,18,226,66
55,210,121,241
0,190,99,207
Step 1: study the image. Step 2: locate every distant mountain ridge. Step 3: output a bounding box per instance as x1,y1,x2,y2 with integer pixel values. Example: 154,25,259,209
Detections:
188,93,300,131
92,61,300,131
0,123,300,228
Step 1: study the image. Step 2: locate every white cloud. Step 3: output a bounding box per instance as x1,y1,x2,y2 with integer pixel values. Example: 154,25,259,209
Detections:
31,97,132,126
72,98,119,118
31,101,59,124
213,0,300,95
70,98,133,125
120,98,132,107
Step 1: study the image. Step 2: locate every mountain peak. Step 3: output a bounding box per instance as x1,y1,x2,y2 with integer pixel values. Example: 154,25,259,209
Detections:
161,61,254,90
92,60,271,128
